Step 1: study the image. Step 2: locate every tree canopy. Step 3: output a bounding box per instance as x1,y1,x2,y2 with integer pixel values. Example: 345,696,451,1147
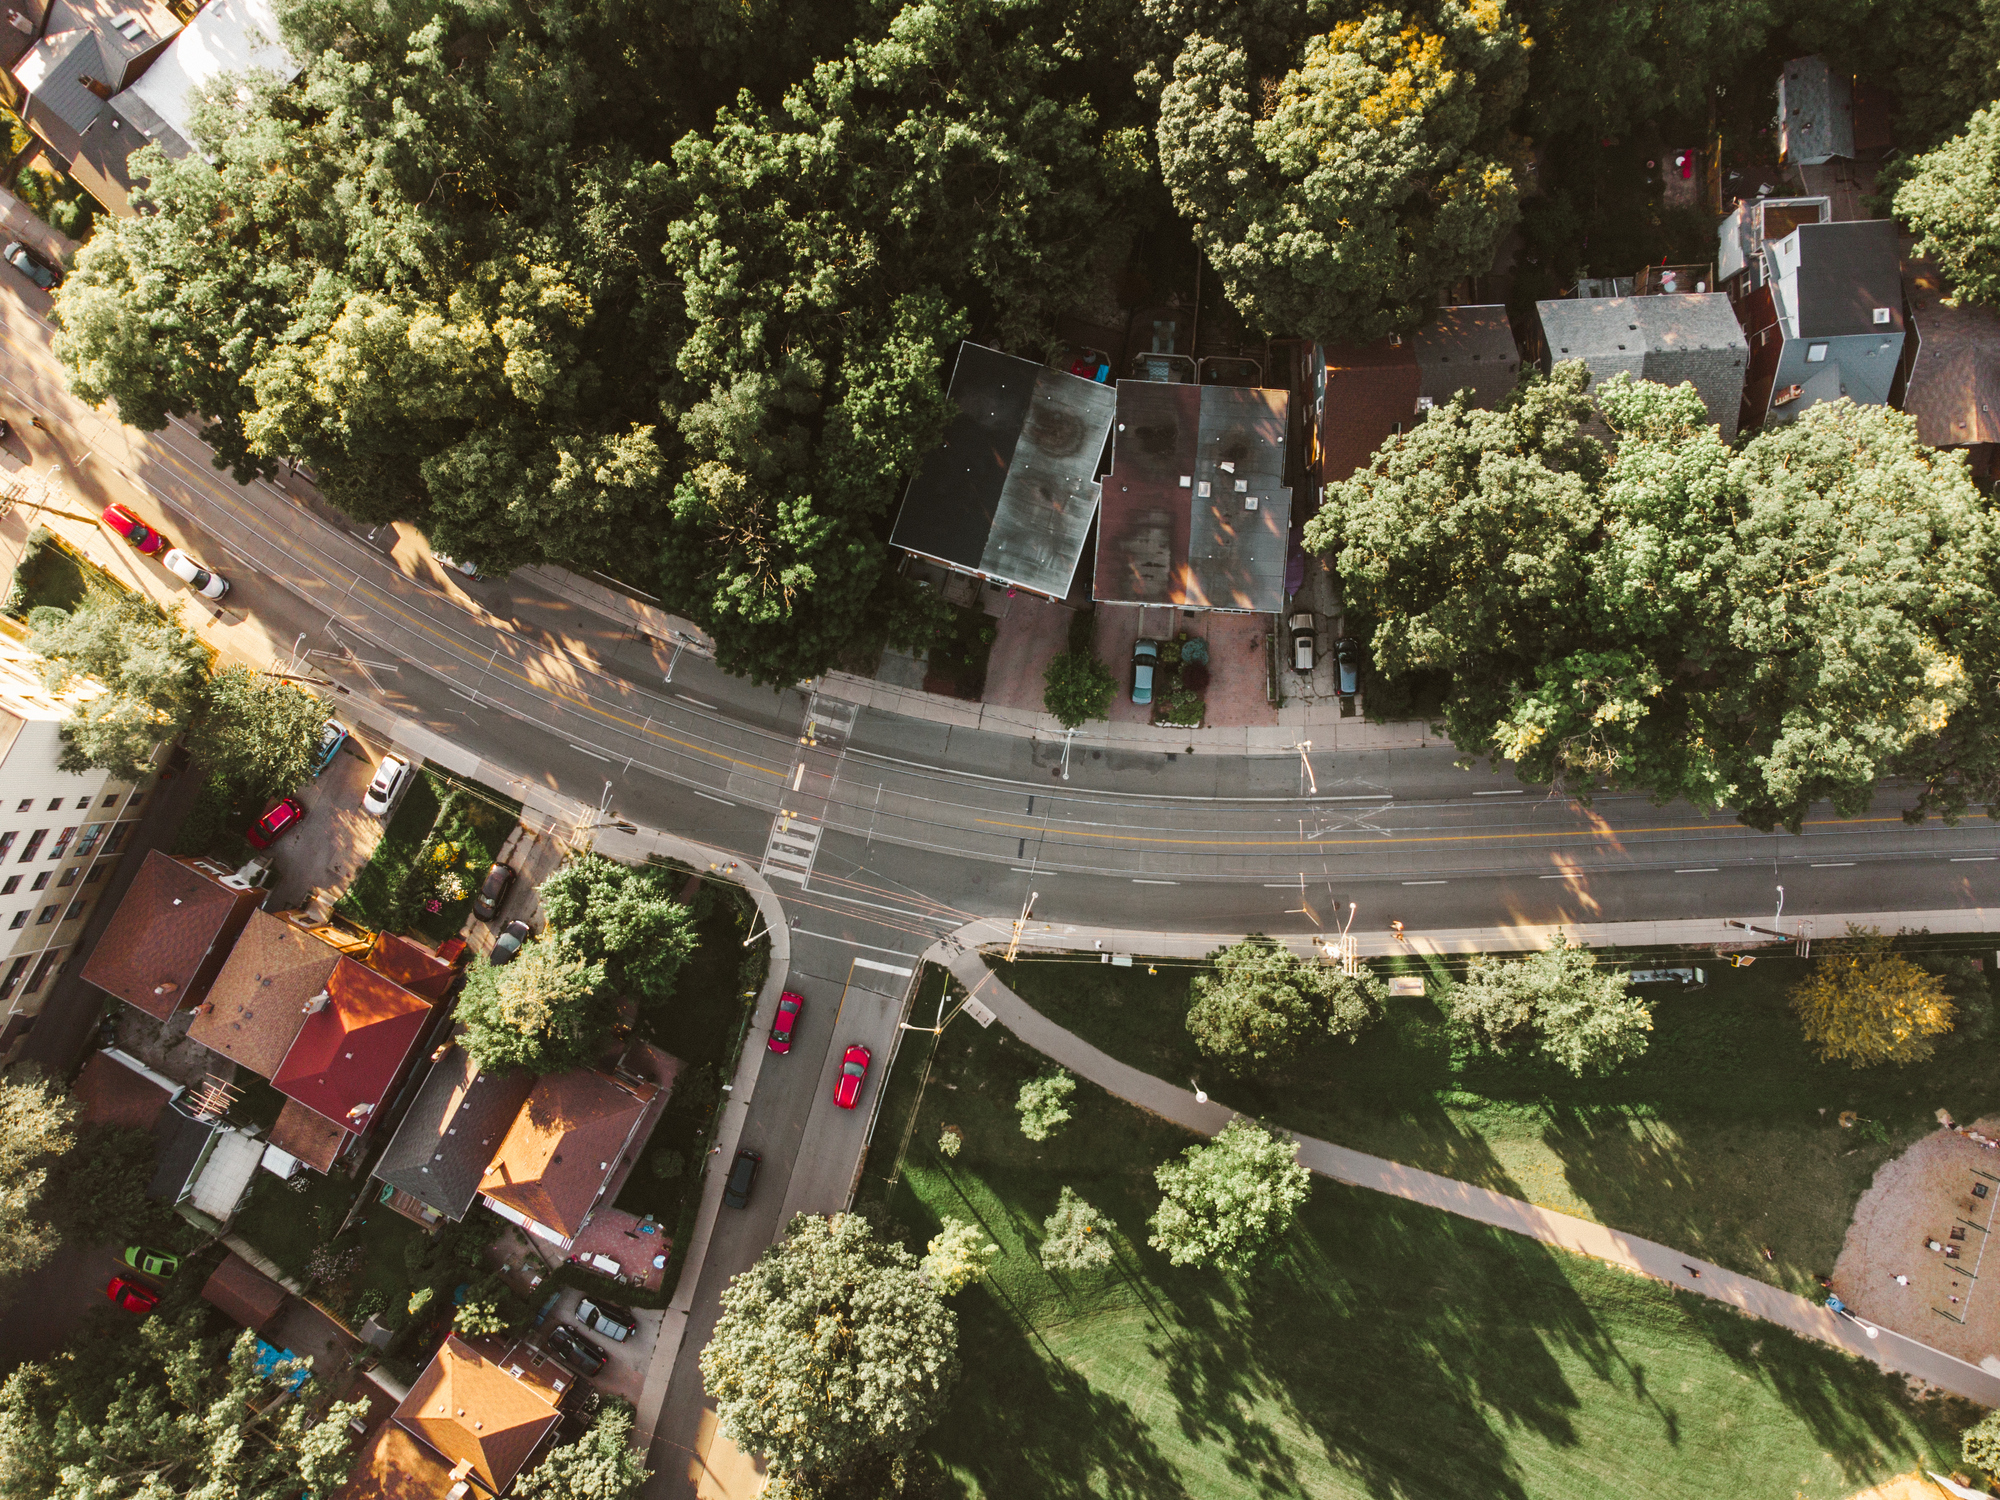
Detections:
1040,1186,1116,1272
455,938,613,1075
1790,926,1958,1067
1895,102,2000,310
1015,1069,1077,1141
28,590,209,781
1149,1116,1311,1273
1186,936,1386,1065
1446,935,1653,1076
535,853,696,1003
701,1212,958,1484
0,1073,76,1294
513,1400,650,1500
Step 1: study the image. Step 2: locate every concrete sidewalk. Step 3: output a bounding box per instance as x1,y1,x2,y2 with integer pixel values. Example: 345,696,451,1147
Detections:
936,943,2000,1410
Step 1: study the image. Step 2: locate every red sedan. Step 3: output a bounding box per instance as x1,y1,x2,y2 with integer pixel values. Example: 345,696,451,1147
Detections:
245,796,307,850
106,1276,159,1314
768,991,804,1053
833,1043,871,1109
102,503,167,555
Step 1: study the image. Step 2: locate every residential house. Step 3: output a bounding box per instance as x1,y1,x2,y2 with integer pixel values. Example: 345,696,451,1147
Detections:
477,1066,658,1250
186,908,353,1077
1093,382,1292,614
1898,254,2000,479
1716,195,1831,296
1535,293,1749,440
81,848,265,1021
0,614,155,1058
372,1032,536,1228
200,1250,287,1334
1777,56,1854,167
889,342,1117,602
1730,219,1905,431
333,1422,460,1500
391,1334,573,1496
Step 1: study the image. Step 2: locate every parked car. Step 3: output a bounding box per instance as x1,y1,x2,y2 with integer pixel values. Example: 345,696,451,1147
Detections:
106,1277,159,1314
1335,637,1361,696
123,1246,179,1277
1289,611,1316,673
4,241,58,289
833,1043,872,1110
1131,639,1160,705
472,862,514,921
244,796,307,850
722,1149,762,1209
312,719,350,776
576,1298,636,1342
362,754,409,816
767,991,804,1053
161,547,229,599
549,1324,607,1375
490,919,531,965
102,502,167,555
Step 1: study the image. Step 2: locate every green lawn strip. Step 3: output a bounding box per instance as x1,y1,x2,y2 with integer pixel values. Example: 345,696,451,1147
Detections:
986,940,2000,1296
410,780,521,943
335,769,444,929
4,526,103,616
861,1021,1974,1500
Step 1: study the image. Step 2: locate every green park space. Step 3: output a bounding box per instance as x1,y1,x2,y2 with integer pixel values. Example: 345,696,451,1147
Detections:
854,1012,1975,1500
336,769,522,941
987,937,2000,1296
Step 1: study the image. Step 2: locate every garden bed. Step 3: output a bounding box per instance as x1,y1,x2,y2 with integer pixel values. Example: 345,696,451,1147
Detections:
335,770,520,939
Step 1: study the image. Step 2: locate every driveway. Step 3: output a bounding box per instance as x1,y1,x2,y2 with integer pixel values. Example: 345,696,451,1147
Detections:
265,733,384,912
538,1283,662,1406
0,1241,131,1375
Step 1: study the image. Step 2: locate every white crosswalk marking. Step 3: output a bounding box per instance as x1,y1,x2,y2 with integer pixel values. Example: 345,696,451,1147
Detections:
757,692,856,888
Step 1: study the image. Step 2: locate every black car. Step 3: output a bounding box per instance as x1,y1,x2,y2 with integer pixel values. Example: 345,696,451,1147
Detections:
722,1149,762,1209
549,1324,607,1376
490,919,532,965
472,862,514,921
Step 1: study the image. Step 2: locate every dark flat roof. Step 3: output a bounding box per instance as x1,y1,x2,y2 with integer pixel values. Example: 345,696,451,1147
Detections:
1790,220,1904,339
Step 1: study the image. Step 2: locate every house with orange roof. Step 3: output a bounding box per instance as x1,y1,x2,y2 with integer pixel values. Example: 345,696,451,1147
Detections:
476,1067,658,1250
391,1334,574,1496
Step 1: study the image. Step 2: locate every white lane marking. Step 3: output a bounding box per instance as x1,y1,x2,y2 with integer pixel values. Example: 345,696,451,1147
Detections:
1950,857,1997,863
1539,872,1586,880
1675,868,1719,873
1132,878,1178,885
853,957,915,977
688,789,736,806
567,743,612,762
1811,862,1855,868
673,694,714,709
1402,880,1448,886
1473,790,1525,796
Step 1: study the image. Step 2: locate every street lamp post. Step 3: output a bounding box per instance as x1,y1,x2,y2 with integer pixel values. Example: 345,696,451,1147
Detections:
1004,890,1039,963
1339,900,1358,975
1292,739,1316,796
1059,727,1078,782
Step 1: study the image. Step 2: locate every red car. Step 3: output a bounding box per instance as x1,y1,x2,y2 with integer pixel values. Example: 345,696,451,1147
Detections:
245,796,307,850
768,991,804,1053
833,1043,871,1109
106,1276,159,1314
102,503,167,555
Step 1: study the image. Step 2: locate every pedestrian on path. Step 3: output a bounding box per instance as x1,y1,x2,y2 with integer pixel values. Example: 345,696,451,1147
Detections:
29,415,44,431
1682,1265,1702,1279
1893,1273,1910,1286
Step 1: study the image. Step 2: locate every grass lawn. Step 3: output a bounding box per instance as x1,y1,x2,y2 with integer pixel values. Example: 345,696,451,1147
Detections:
987,936,2000,1297
231,1166,426,1324
336,770,520,939
4,527,100,616
855,1013,1976,1500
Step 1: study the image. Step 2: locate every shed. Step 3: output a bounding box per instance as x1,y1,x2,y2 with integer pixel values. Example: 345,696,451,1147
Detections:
201,1251,288,1334
1778,57,1854,166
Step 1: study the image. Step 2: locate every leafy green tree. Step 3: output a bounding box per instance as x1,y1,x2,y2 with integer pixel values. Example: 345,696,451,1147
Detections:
455,938,612,1076
1039,1186,1115,1271
1899,103,2000,310
920,1217,998,1294
0,1073,75,1292
1157,9,1530,341
40,1124,157,1250
1791,926,1958,1067
1186,936,1386,1065
1015,1069,1076,1141
1042,650,1115,728
700,1213,958,1483
514,1400,651,1500
27,591,208,780
1149,1117,1311,1274
1966,1406,2000,1477
1447,936,1653,1075
535,853,696,1003
184,666,325,811
0,1320,363,1500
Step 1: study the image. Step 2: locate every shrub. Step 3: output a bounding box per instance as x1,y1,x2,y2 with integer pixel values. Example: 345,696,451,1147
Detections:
1016,1069,1076,1141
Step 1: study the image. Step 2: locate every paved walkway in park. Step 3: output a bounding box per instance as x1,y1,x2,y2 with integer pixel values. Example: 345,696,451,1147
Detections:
934,944,2000,1410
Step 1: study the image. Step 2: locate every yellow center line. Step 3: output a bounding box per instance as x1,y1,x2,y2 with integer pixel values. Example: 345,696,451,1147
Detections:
973,814,1923,850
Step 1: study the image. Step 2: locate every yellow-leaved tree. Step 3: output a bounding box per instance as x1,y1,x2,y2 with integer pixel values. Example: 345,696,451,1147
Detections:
1790,926,1956,1067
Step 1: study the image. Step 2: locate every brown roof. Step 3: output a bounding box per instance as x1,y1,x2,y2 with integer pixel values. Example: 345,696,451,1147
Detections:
394,1335,563,1494
333,1416,459,1500
201,1251,288,1333
1317,341,1421,487
1902,255,2000,449
271,957,432,1136
368,932,459,1000
268,1097,346,1172
375,1035,537,1223
82,851,265,1018
72,1050,169,1130
478,1068,655,1240
188,912,340,1077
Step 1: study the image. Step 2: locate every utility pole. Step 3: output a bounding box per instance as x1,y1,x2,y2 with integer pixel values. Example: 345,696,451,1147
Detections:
1003,890,1039,963
1059,727,1078,782
1292,739,1316,796
1338,900,1357,975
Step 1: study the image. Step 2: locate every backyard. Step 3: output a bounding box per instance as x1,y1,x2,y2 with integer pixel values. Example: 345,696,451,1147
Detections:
854,1018,1975,1500
336,769,521,941
984,936,2000,1296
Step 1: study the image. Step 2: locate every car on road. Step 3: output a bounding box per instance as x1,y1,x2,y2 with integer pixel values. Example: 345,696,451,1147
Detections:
244,797,307,850
313,719,350,776
123,1246,179,1277
472,862,514,922
1289,611,1316,673
833,1043,872,1110
102,503,167,555
362,755,409,816
576,1298,636,1342
1335,637,1361,696
1131,639,1160,705
490,919,531,965
722,1149,762,1208
549,1324,607,1375
106,1277,159,1313
768,991,804,1053
4,241,58,289
161,547,229,599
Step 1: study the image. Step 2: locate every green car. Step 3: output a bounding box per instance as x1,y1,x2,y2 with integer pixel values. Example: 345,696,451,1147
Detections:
123,1246,179,1278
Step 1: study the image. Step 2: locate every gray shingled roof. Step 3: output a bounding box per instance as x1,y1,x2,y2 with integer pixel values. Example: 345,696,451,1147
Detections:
1538,294,1747,365
374,1037,535,1222
1779,57,1854,166
1412,305,1521,408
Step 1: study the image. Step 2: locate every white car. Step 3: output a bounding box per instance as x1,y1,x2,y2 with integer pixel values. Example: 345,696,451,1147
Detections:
362,755,409,817
161,548,229,599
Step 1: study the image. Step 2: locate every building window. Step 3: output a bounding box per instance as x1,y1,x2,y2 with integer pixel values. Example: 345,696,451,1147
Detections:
47,828,74,859
0,877,15,895
104,824,134,856
73,824,103,857
35,906,56,925
56,868,76,889
62,903,85,923
17,831,45,863
13,800,28,813
29,872,48,893
7,912,23,930
83,868,104,884
100,795,118,808
1806,343,1829,363
0,834,12,859
45,799,60,812
0,956,27,1000
24,950,62,994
